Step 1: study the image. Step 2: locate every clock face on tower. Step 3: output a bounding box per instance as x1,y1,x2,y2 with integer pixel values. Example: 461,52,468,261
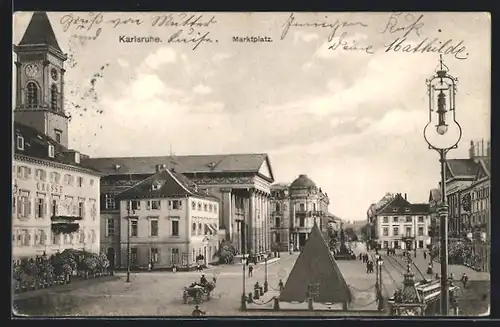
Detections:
24,63,40,78
51,68,58,81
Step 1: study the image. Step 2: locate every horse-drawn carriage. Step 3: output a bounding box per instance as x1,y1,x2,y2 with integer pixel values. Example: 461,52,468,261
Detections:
183,278,217,304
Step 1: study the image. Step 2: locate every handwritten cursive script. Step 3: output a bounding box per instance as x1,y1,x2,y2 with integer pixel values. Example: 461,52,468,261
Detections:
380,13,425,38
167,29,215,51
281,13,368,42
59,12,217,50
328,32,374,54
151,13,217,28
385,37,469,60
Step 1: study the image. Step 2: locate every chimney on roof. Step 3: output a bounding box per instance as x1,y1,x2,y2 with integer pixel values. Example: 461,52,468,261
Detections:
469,140,475,159
481,139,485,157
404,193,407,200
487,141,491,159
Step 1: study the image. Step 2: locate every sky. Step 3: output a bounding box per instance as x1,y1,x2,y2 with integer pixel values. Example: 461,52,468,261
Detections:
13,12,490,222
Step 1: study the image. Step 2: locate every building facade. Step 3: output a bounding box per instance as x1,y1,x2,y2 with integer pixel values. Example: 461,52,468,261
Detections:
116,169,219,269
269,183,291,251
269,175,331,251
428,188,441,252
84,154,275,264
459,160,490,272
366,193,394,245
372,193,430,250
12,13,101,262
13,124,101,261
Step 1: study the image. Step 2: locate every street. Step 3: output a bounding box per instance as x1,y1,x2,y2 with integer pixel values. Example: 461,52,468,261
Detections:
13,245,490,317
13,253,298,316
375,249,490,316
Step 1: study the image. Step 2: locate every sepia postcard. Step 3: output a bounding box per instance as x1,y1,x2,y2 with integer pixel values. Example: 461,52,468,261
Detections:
11,12,490,318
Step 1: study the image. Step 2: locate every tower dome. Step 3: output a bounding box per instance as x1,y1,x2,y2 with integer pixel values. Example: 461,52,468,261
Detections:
290,174,317,189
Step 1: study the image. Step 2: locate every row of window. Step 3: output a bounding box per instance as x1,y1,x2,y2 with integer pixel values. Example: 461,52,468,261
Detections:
125,247,216,265
381,240,426,249
104,195,219,214
472,187,490,200
14,165,94,187
382,226,426,237
382,216,425,224
24,81,60,110
13,228,97,247
13,194,97,220
106,218,180,237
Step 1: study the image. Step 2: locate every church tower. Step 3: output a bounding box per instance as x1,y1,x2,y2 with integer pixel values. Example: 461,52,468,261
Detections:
14,12,69,148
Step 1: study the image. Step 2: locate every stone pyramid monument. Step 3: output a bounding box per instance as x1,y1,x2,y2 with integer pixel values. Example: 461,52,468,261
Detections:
280,222,352,305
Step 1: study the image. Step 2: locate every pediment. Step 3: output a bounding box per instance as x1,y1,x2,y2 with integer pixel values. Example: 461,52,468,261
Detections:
258,159,273,180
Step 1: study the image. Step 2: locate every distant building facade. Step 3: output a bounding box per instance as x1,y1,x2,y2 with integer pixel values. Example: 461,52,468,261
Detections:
372,193,430,250
269,175,331,251
84,154,275,265
117,169,219,269
269,183,291,251
430,140,491,272
366,193,394,243
12,13,101,262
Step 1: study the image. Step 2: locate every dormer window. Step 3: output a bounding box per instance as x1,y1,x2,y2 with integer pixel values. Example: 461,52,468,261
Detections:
113,164,121,170
392,208,398,212
207,162,216,169
74,152,80,164
152,182,162,191
16,136,24,150
405,208,411,213
48,144,55,158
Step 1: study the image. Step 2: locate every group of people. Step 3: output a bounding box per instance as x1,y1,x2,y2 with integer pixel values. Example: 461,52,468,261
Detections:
358,253,374,273
431,242,484,271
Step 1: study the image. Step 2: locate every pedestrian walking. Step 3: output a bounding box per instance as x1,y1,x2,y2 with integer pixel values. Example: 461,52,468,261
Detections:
424,251,427,260
461,273,469,288
192,305,205,317
148,262,152,271
248,264,253,277
172,264,177,273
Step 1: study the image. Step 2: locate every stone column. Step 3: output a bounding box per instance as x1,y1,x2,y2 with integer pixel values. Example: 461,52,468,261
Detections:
15,62,22,107
61,69,66,112
231,192,237,248
221,188,232,242
256,191,261,253
249,189,255,253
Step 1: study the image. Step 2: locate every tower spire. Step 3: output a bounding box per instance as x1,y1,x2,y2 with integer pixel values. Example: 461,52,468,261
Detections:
18,12,63,53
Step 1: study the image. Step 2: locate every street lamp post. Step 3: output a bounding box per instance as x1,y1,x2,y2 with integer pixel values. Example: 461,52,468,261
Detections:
377,257,384,311
264,253,269,292
126,200,134,283
241,255,247,310
423,55,462,316
241,221,247,311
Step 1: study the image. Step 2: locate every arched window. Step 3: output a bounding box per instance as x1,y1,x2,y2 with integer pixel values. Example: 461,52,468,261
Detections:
51,84,58,110
26,82,39,108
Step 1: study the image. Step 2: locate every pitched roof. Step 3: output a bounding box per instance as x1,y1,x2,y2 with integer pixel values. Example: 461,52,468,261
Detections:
280,223,352,304
446,159,478,178
13,122,99,174
428,188,441,202
83,153,274,181
377,194,430,215
476,159,491,180
117,168,218,200
18,12,63,53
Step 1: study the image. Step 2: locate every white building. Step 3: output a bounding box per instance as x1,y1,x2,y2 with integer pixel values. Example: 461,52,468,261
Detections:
12,123,102,261
116,168,219,269
372,193,431,250
12,12,101,262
